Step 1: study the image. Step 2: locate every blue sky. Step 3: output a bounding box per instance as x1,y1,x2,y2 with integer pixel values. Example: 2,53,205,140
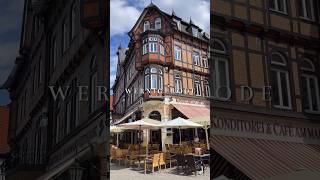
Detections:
0,0,24,106
110,0,210,90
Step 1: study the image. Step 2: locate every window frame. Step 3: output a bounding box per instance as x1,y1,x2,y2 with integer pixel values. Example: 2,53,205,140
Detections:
298,0,315,21
194,77,202,96
269,0,288,14
155,17,161,29
174,45,182,60
174,74,183,93
193,52,200,66
143,21,150,32
271,69,292,109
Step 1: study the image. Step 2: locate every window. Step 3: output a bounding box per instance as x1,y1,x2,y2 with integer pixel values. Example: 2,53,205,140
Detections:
173,18,181,30
143,43,148,55
204,80,210,97
155,17,161,29
269,0,287,13
71,3,77,40
194,77,201,96
144,67,163,90
193,52,200,66
90,56,97,113
160,44,164,55
62,18,68,52
38,55,43,84
301,58,320,113
203,57,208,68
213,38,227,54
270,52,291,109
192,27,198,37
149,42,157,53
212,39,230,100
174,74,183,93
144,21,150,32
174,45,181,60
90,72,97,112
298,0,315,20
52,36,57,69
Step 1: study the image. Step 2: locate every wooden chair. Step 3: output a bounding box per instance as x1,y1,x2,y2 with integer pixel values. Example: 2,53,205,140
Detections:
144,153,160,174
158,153,166,170
115,149,125,165
125,150,139,167
110,147,117,162
165,152,176,168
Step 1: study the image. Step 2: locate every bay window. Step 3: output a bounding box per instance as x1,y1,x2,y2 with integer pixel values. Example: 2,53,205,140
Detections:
149,42,157,53
144,67,163,90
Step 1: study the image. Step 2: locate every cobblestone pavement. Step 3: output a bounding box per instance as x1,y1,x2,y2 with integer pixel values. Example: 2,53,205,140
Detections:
110,163,210,180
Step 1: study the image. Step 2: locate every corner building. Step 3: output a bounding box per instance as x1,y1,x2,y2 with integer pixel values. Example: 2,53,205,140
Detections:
112,3,210,149
211,0,320,179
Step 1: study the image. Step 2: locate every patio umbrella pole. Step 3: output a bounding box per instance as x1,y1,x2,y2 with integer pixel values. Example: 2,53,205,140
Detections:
116,133,119,147
179,127,182,145
205,127,209,150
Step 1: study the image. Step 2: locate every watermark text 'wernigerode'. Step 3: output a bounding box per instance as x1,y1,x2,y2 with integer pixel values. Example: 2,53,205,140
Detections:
48,86,109,101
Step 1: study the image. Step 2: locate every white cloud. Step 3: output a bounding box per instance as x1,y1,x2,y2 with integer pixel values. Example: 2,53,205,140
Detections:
110,0,141,36
110,0,209,36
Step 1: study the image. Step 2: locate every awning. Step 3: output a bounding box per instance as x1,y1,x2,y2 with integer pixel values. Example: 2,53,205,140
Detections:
114,107,139,125
211,136,320,180
172,104,209,118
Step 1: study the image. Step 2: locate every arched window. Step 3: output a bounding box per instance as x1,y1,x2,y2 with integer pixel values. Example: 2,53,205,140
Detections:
270,52,287,66
212,38,227,54
174,73,182,93
204,80,210,97
301,58,320,113
149,111,161,121
212,38,230,100
155,17,161,29
270,52,291,109
144,21,150,32
144,67,163,90
194,76,201,96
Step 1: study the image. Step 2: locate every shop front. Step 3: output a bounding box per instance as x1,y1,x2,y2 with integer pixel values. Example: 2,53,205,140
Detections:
211,109,320,180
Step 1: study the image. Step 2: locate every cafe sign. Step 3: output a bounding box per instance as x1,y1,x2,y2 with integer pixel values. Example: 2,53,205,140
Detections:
212,115,320,144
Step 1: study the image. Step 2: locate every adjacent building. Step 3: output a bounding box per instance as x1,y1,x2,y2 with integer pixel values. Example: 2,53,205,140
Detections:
0,106,10,180
210,0,320,179
2,0,107,180
112,3,210,149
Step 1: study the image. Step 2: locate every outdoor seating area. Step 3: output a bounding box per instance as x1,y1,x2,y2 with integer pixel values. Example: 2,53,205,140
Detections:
110,116,210,178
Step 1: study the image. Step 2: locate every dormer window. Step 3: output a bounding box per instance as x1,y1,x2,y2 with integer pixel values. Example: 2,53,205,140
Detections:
173,19,181,30
155,17,161,30
192,27,198,37
144,21,150,32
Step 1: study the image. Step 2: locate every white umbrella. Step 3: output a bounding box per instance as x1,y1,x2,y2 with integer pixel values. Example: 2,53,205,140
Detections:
158,117,203,145
110,125,123,147
119,117,160,159
190,116,210,150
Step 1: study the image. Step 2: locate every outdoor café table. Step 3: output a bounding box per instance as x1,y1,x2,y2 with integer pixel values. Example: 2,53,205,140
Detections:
185,153,210,173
